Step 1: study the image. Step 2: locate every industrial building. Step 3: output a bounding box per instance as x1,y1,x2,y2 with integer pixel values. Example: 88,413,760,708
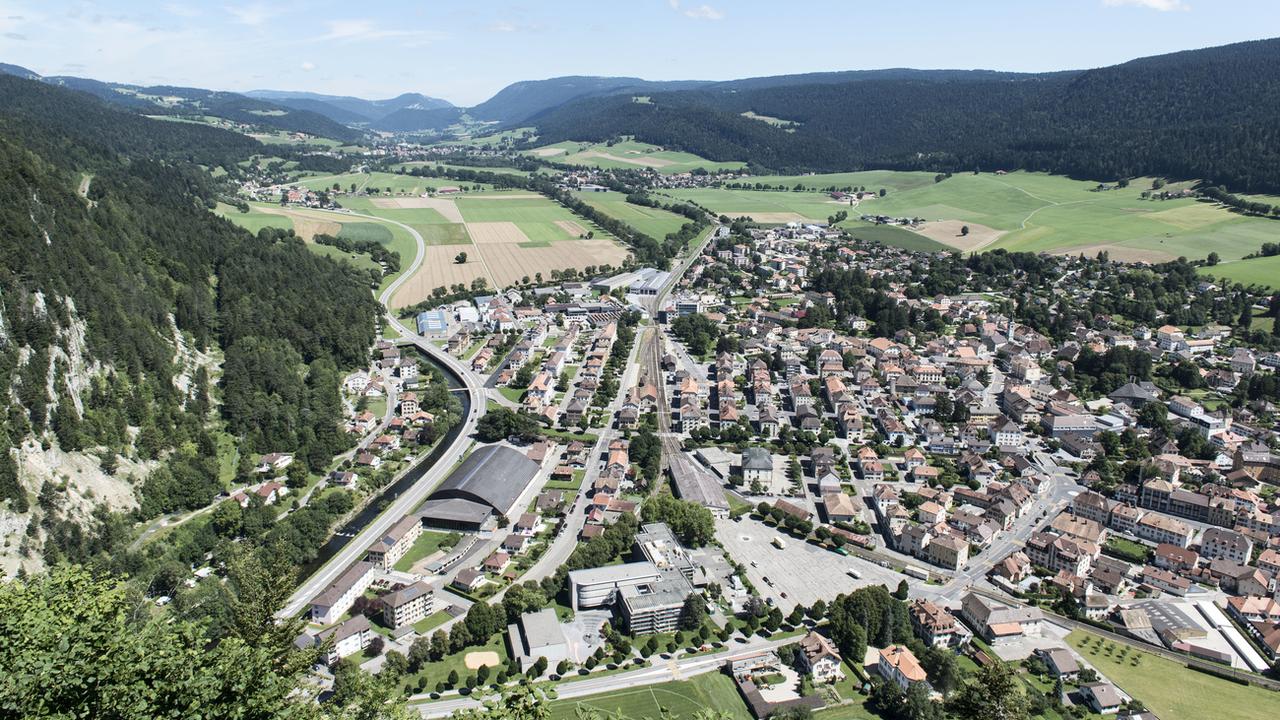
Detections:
506,609,569,672
419,445,541,530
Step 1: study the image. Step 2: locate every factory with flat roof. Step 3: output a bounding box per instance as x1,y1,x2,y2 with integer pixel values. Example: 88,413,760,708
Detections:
419,445,541,530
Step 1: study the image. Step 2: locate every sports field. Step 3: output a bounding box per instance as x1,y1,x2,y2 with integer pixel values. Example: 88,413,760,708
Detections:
547,673,751,720
1197,254,1280,289
1067,630,1280,720
575,191,693,239
528,140,744,174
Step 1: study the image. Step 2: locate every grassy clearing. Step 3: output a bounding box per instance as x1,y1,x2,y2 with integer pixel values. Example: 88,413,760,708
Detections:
392,531,461,572
527,139,744,174
843,222,949,252
1198,254,1280,289
1067,630,1280,720
575,191,692,239
665,187,858,223
547,673,751,720
214,202,294,234
403,633,509,693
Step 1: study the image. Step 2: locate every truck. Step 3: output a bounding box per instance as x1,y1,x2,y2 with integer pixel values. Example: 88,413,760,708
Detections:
772,536,787,550
903,565,929,580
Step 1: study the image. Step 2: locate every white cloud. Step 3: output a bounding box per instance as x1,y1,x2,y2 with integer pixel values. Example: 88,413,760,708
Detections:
225,4,279,26
1103,0,1189,11
315,19,432,43
667,0,725,20
163,4,201,18
300,61,315,71
489,21,517,33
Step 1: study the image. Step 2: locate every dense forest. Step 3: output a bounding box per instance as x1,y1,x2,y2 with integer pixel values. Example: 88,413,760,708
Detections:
0,75,379,546
532,38,1280,192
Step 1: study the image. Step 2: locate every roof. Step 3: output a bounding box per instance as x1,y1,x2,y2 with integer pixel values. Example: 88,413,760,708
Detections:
879,645,927,682
742,447,773,470
313,561,374,608
427,444,540,518
1082,682,1123,708
317,614,370,644
383,580,433,609
518,609,566,651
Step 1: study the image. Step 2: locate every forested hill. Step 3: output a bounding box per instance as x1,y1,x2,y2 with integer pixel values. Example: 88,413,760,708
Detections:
0,74,379,544
0,65,363,143
530,37,1280,192
470,75,710,124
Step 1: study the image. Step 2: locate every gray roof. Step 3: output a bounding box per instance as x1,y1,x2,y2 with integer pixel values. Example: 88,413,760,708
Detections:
318,614,370,643
313,561,374,607
518,609,566,651
742,447,773,471
420,497,493,527
427,444,540,518
383,580,433,609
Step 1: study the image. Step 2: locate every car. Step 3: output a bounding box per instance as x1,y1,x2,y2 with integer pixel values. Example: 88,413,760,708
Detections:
750,561,758,567
780,592,788,599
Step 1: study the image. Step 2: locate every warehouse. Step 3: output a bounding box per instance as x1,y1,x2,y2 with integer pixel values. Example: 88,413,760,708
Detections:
419,445,541,530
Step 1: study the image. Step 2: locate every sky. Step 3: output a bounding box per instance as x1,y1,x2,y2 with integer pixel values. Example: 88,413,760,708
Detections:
0,0,1277,106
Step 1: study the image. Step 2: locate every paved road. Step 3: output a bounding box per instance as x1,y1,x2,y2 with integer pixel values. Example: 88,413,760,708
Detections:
279,210,487,620
412,633,798,717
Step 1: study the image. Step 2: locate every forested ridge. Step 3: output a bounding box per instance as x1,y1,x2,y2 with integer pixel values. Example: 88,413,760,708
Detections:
532,37,1280,192
0,75,378,544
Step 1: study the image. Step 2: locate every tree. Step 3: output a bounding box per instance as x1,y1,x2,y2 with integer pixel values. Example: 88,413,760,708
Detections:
455,252,468,264
679,593,708,631
365,636,385,657
430,629,449,661
640,495,715,547
1206,251,1220,266
0,564,409,719
960,225,970,237
894,579,910,601
947,660,1028,720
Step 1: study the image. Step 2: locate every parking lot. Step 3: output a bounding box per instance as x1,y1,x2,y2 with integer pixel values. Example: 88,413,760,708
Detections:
716,516,926,613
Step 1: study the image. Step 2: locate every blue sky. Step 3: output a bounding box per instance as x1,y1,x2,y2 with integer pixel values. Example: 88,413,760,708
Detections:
0,0,1276,105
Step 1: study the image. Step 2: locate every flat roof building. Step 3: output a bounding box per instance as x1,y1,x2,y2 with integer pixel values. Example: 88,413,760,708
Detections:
506,608,569,672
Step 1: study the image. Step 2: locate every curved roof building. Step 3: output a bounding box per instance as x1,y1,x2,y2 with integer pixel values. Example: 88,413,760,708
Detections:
420,445,540,529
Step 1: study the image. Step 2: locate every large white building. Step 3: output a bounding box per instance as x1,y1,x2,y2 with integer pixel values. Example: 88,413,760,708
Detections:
310,561,376,625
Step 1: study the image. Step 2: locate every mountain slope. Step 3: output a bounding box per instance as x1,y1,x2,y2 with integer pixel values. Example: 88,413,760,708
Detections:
0,66,362,142
531,38,1280,192
246,90,454,124
470,76,709,124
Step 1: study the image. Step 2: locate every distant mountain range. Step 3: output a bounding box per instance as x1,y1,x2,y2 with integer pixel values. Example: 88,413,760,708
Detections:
6,37,1280,191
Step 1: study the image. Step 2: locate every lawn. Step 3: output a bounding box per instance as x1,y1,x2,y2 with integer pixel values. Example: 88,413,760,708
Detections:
406,633,509,693
547,672,751,720
498,387,525,403
575,191,693,239
411,610,453,634
1067,630,1280,720
527,139,744,175
843,222,949,252
392,531,461,572
214,202,294,234
664,187,860,224
1198,254,1280,290
1104,536,1152,564
861,171,1279,262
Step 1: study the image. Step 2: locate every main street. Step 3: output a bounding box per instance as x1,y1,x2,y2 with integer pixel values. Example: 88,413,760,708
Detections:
280,210,487,619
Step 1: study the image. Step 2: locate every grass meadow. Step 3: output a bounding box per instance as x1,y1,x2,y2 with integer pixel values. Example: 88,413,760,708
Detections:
1198,254,1280,289
528,139,744,174
546,673,751,720
574,191,692,239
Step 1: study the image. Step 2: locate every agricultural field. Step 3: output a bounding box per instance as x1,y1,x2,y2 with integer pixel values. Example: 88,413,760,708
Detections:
1198,254,1280,290
386,194,631,307
674,171,1280,261
574,190,692,239
527,139,744,174
663,187,863,225
392,160,536,178
298,170,495,196
215,202,416,292
1067,630,1280,720
546,673,751,720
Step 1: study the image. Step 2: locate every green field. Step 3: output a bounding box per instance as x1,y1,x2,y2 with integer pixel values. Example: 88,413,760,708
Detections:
1198,254,1280,289
392,530,460,572
214,202,293,234
393,160,535,178
670,171,1280,261
740,170,938,194
455,195,615,244
867,172,1279,261
547,673,751,720
664,187,860,224
299,170,496,195
529,139,744,174
1067,630,1280,720
217,202,418,293
576,191,692,238
843,222,949,252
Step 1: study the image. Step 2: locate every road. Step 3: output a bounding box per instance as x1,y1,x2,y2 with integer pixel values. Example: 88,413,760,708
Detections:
412,633,798,717
279,210,487,620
